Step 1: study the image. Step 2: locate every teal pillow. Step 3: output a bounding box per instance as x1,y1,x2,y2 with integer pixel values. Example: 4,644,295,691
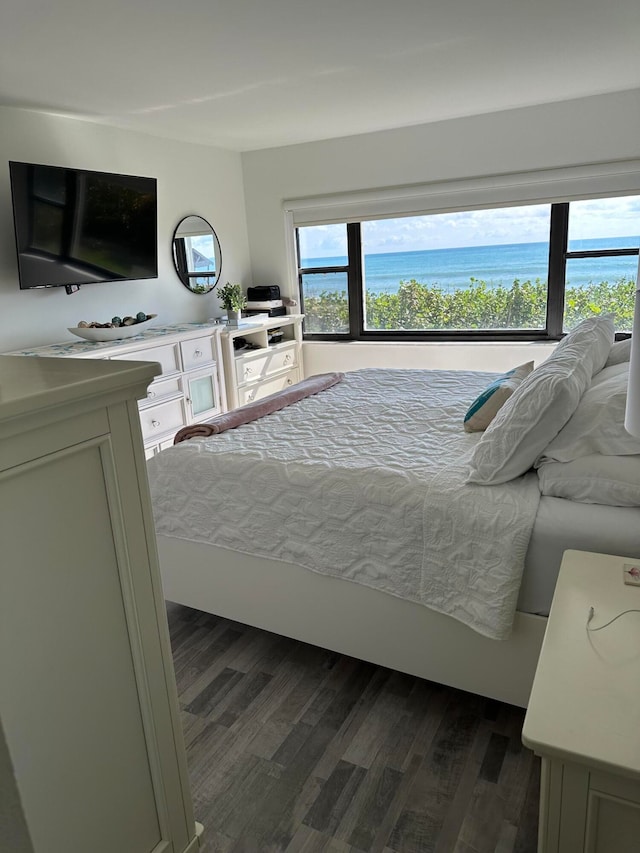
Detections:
464,362,534,433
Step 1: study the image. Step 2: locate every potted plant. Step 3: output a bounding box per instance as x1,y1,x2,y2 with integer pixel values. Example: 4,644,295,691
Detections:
218,282,247,326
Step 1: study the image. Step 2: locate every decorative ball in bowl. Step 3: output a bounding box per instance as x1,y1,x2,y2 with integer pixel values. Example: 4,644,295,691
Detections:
68,313,158,342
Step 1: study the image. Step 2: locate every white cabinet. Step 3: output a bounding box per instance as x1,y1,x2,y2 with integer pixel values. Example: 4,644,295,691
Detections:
522,550,640,852
7,323,226,458
0,355,200,853
221,314,304,409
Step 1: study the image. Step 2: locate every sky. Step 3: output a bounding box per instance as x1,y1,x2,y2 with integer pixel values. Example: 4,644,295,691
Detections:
191,234,217,265
298,196,640,259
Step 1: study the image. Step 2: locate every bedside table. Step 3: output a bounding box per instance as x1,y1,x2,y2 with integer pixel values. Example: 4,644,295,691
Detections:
522,550,640,852
220,314,304,409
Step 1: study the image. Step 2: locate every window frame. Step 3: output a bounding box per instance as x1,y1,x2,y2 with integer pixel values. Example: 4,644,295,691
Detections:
297,201,639,342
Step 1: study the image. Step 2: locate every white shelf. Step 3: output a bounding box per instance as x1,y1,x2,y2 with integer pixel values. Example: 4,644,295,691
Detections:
221,314,304,409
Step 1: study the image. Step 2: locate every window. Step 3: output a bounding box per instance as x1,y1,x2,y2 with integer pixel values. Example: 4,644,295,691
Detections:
297,224,350,334
563,197,640,331
297,195,640,341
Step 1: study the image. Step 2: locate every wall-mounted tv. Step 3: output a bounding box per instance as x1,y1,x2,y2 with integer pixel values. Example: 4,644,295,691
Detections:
9,162,158,290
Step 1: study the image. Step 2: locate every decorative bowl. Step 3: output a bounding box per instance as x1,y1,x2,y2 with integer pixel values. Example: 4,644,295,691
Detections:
68,315,158,342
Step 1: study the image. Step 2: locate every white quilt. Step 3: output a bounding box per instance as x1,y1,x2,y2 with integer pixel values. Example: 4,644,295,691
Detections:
148,369,540,640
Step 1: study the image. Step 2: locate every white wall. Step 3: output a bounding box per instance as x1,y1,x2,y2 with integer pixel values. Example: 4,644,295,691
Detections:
0,107,252,350
304,340,556,374
241,89,640,373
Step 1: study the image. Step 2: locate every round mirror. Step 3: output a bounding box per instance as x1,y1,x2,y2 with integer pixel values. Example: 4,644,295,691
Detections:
172,215,222,294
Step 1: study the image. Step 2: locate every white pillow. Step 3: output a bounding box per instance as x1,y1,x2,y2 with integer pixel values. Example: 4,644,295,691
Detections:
538,363,640,462
538,454,640,506
463,362,534,432
467,316,614,484
554,314,615,372
605,337,632,368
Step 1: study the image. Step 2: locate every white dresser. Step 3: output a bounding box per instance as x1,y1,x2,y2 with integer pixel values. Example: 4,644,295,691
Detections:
220,314,304,409
0,355,200,853
8,323,226,458
523,550,640,852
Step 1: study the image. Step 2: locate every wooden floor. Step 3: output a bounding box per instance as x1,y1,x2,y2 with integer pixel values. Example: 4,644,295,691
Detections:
167,603,540,853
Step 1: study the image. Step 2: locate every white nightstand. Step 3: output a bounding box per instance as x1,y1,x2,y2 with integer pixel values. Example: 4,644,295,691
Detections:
523,550,640,852
220,314,304,409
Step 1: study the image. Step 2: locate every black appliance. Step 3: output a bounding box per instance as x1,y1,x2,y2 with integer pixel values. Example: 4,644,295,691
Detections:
247,285,280,301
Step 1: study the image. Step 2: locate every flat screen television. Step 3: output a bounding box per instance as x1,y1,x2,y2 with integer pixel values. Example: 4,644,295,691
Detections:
9,161,158,290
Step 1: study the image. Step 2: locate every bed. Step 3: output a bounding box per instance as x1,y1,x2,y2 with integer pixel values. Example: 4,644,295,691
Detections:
148,320,640,708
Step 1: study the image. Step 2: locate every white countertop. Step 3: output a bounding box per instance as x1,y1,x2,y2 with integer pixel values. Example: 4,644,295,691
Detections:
523,549,640,779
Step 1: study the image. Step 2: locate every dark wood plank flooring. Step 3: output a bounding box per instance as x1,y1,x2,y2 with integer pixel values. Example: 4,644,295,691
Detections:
167,603,539,853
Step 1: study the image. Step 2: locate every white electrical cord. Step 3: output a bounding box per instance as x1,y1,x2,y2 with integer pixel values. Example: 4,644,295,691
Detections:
586,606,640,631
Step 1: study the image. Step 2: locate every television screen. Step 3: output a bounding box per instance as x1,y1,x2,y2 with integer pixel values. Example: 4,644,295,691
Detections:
9,162,158,289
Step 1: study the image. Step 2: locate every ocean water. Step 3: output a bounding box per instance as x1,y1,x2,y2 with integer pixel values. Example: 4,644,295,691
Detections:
303,236,639,295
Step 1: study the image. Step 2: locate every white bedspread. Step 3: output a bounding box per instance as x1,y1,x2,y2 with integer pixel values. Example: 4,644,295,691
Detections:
148,369,540,640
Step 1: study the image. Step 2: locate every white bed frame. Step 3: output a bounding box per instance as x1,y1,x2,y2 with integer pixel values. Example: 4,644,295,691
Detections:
156,535,546,708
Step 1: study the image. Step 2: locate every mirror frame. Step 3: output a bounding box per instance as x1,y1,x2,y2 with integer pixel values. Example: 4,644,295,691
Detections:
172,215,222,294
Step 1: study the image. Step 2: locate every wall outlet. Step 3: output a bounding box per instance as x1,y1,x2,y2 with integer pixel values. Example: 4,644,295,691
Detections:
623,562,640,586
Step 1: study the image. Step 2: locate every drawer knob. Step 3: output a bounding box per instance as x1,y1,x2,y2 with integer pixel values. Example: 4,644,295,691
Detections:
148,390,156,398
284,354,292,364
245,366,253,376
151,419,161,428
286,378,293,386
194,349,203,358
247,392,255,402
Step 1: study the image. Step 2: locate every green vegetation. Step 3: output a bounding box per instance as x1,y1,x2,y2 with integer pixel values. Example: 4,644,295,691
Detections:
303,276,636,334
218,281,247,311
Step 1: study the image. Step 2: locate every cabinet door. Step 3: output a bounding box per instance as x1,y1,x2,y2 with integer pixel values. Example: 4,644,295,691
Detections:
185,368,222,421
586,773,640,853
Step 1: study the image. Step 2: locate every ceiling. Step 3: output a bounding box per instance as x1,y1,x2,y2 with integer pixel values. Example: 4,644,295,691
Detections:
1,0,639,152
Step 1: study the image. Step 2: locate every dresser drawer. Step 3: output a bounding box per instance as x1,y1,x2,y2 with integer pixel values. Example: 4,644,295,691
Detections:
181,336,215,371
139,376,182,407
111,343,180,376
238,369,300,405
144,436,176,460
139,398,185,441
235,343,297,386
